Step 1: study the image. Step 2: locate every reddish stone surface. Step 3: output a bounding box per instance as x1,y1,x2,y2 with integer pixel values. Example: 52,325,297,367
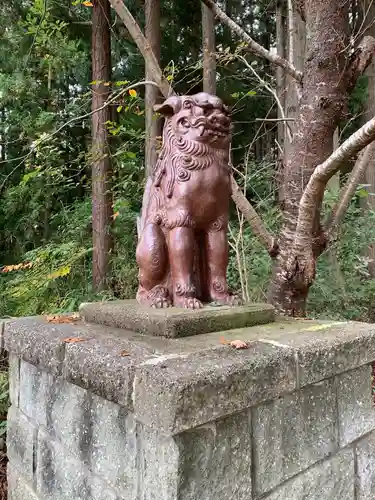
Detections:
136,93,241,309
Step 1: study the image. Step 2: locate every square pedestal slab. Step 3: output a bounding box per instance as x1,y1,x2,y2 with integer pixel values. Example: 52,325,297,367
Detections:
79,300,275,338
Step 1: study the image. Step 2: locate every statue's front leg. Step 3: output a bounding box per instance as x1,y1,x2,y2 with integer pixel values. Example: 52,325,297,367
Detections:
168,226,202,309
205,224,243,306
136,223,171,308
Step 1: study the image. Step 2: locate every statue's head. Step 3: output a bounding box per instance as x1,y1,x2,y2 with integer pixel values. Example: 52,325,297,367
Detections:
154,92,231,150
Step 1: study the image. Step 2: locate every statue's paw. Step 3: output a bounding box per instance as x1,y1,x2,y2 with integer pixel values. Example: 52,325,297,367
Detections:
150,297,172,309
175,297,203,309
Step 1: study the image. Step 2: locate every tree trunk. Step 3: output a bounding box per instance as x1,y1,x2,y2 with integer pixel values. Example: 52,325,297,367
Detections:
268,0,350,315
279,2,305,205
361,0,375,276
92,0,113,292
202,2,216,94
276,0,286,155
145,0,161,177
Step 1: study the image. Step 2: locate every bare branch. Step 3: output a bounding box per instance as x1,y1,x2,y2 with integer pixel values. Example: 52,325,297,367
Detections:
0,81,158,192
347,35,375,92
230,177,278,256
201,0,303,82
238,55,293,143
288,116,375,284
293,0,306,22
108,0,173,97
326,144,375,232
255,118,295,122
287,0,294,66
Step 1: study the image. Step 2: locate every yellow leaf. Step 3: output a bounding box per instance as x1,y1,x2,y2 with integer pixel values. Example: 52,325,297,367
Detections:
45,313,80,325
103,81,111,86
63,337,89,343
1,261,33,273
113,211,120,220
129,89,137,97
304,322,344,332
47,265,71,280
82,1,93,6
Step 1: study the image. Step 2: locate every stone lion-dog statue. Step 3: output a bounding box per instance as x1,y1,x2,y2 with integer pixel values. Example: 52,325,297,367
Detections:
136,92,242,309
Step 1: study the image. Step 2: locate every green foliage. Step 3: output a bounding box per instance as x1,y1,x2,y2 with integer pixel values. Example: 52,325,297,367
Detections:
308,188,375,322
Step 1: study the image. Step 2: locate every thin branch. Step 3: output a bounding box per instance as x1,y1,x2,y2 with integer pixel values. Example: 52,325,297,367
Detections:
108,0,173,97
255,118,295,122
347,35,375,92
326,143,375,232
238,55,293,142
230,176,278,256
288,116,375,284
201,0,303,83
0,81,158,192
287,0,294,66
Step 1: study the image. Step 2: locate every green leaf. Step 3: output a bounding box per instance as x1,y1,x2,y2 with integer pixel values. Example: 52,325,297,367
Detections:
231,92,240,98
117,105,123,113
358,189,369,198
21,170,39,185
246,90,257,96
47,265,71,280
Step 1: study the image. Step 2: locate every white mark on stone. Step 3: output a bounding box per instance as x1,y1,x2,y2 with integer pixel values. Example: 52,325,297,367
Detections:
258,338,291,349
141,353,189,366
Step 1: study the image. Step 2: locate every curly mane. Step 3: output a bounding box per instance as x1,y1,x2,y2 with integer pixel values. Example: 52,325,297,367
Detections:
153,116,229,199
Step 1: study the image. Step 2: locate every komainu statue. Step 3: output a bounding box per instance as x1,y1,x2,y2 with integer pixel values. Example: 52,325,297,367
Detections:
136,92,242,309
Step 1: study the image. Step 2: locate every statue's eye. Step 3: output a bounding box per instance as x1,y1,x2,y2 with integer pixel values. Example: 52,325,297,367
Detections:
180,118,190,128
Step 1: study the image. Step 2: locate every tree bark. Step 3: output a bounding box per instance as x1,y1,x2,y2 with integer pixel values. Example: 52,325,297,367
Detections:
92,0,113,292
268,0,375,315
202,2,216,94
276,0,286,155
145,0,161,177
360,0,375,276
278,1,305,204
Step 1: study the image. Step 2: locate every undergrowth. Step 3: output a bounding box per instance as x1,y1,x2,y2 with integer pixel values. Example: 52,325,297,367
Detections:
1,170,375,322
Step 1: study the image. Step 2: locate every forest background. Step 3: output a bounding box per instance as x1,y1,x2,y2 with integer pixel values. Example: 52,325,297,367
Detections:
2,0,375,322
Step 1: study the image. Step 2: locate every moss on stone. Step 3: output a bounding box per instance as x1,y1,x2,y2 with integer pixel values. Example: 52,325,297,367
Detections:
79,300,275,338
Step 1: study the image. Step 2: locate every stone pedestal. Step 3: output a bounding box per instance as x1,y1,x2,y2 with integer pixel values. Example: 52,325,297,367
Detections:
79,300,275,338
3,310,375,499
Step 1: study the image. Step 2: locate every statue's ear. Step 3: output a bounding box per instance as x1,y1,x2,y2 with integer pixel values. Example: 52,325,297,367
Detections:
154,96,181,115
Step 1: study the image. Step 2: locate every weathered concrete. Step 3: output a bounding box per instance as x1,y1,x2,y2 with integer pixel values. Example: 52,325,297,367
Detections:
79,299,275,337
252,378,338,495
337,365,375,447
262,449,355,500
355,431,375,499
4,313,375,500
